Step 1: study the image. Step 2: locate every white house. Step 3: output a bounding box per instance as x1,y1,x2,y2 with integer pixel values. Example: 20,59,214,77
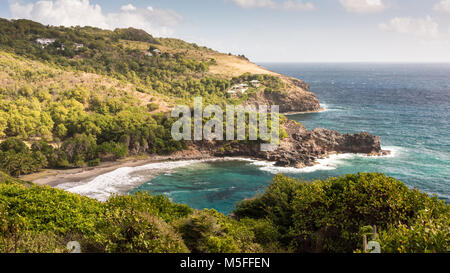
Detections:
35,38,56,48
74,43,84,50
152,48,162,55
144,51,153,57
250,80,261,87
227,83,248,94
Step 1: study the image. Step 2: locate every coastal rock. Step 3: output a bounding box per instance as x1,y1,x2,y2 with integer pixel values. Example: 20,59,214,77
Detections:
249,77,321,113
193,120,388,168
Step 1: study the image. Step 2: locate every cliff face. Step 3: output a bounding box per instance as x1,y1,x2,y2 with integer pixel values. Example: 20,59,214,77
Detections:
249,77,321,113
192,120,389,168
264,121,389,167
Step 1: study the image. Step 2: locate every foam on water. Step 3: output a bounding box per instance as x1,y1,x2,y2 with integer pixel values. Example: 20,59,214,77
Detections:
248,153,359,174
381,146,406,158
57,159,213,201
284,103,337,115
57,149,402,202
319,103,345,113
246,147,405,175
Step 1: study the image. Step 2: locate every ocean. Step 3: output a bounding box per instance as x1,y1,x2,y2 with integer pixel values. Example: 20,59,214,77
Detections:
63,63,450,215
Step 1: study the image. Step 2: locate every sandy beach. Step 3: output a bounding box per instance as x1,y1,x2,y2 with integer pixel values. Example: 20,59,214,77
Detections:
20,149,214,187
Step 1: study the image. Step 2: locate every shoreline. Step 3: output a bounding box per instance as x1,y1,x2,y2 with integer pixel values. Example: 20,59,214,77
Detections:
21,149,215,187
282,107,326,115
20,147,394,202
22,147,392,189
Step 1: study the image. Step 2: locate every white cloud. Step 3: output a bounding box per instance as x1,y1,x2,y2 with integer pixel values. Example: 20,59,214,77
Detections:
9,0,182,37
230,0,315,11
433,0,450,12
339,0,386,13
10,0,109,29
379,16,439,38
120,4,136,12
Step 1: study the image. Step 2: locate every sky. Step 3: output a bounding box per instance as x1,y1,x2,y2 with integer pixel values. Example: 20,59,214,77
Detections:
2,0,450,62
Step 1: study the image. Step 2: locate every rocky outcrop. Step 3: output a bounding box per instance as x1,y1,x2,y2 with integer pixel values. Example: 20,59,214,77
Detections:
263,121,389,167
248,77,321,113
192,120,389,168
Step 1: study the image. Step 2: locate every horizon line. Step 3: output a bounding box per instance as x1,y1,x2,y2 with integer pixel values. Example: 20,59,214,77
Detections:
255,61,450,64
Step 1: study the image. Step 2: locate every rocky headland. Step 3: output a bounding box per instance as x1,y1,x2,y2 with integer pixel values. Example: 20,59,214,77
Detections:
249,77,322,113
192,120,390,168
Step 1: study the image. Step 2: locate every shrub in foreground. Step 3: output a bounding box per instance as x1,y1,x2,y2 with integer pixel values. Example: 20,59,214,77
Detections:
0,172,448,253
234,173,449,253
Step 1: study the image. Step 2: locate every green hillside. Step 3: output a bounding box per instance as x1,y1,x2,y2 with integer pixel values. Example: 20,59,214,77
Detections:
0,18,288,176
0,18,283,104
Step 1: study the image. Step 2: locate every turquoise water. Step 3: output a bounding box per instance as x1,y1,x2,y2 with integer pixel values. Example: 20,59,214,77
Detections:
131,63,450,214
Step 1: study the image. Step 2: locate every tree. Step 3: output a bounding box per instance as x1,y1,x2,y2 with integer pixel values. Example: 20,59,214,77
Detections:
0,137,29,153
55,124,68,139
0,138,47,177
60,134,97,166
0,112,8,137
177,210,262,253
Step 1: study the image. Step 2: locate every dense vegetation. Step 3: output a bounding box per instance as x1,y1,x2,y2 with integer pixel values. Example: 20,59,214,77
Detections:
0,19,208,84
0,18,286,177
0,18,284,102
0,172,448,253
234,173,450,253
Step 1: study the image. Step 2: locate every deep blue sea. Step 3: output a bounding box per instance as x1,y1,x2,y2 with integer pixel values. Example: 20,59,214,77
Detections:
130,63,450,214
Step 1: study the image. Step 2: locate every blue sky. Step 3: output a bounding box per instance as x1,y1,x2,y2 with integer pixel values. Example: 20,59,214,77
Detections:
2,0,450,62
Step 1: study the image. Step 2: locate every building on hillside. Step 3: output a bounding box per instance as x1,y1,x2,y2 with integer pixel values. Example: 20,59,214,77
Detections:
152,48,162,55
74,43,84,50
144,51,153,57
35,38,56,48
250,80,261,87
227,83,249,95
